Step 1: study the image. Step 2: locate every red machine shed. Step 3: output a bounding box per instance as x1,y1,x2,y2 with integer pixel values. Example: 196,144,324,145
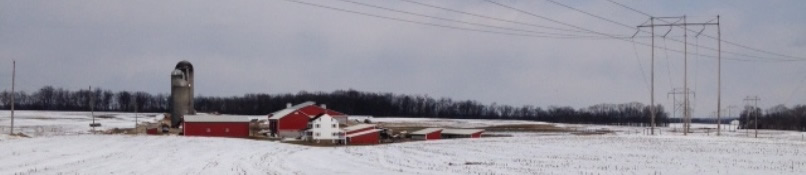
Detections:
346,129,381,145
411,128,443,140
183,116,251,138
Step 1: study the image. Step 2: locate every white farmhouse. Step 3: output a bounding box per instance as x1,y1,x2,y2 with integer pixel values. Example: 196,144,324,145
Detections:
305,113,344,143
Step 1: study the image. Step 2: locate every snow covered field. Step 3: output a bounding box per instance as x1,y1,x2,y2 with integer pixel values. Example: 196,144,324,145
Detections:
1,111,806,175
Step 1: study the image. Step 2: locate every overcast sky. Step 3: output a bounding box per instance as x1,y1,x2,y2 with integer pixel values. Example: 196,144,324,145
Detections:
1,0,804,118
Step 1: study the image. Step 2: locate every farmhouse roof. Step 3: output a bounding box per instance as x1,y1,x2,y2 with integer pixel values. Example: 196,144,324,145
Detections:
309,113,334,121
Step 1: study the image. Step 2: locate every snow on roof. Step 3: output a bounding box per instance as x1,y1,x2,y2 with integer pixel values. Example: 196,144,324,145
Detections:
441,129,484,135
346,129,380,138
268,101,316,120
184,115,251,123
411,128,443,135
309,113,334,121
342,124,376,133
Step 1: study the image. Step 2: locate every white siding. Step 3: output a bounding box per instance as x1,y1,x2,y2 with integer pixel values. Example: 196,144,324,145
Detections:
308,114,343,140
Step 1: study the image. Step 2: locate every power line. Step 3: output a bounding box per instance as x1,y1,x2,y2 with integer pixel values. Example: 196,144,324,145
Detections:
546,0,804,62
483,0,768,63
281,0,638,40
396,0,591,34
334,0,613,38
605,0,806,60
285,0,795,62
630,39,651,92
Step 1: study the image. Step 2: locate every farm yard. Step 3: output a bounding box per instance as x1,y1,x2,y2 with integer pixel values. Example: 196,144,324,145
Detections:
1,111,806,175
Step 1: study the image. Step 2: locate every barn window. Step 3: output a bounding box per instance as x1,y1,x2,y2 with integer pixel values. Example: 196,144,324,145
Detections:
225,128,230,133
206,128,211,133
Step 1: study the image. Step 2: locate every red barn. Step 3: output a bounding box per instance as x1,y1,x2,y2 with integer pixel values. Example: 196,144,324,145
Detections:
346,129,380,145
268,101,348,138
441,129,484,139
183,115,251,138
410,128,442,140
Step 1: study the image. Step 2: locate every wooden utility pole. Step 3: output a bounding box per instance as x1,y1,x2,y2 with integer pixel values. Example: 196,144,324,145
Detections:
134,98,138,130
638,16,719,136
10,60,15,135
716,15,722,136
744,96,761,138
89,86,99,132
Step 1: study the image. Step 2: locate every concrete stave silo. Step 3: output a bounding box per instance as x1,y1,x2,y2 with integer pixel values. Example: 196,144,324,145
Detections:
170,60,195,127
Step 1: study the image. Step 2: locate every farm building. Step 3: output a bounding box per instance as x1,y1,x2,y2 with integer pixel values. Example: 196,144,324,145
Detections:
268,101,348,138
345,129,381,145
305,114,344,143
441,129,484,139
342,124,376,135
183,115,251,138
410,128,443,140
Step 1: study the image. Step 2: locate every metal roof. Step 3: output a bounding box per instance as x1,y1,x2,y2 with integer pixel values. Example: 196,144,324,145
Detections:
267,101,316,120
441,129,485,135
342,124,376,133
346,129,380,138
184,115,251,123
410,128,443,135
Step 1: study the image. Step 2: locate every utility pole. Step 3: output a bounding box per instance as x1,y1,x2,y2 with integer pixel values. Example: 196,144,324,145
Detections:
744,96,760,138
716,15,722,136
638,16,719,136
134,98,138,131
89,86,102,132
683,15,690,136
650,17,656,135
10,60,15,135
91,86,95,132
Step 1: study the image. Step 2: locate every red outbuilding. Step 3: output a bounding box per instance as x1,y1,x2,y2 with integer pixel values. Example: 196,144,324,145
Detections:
183,115,251,138
441,129,485,139
342,124,376,135
346,129,380,145
410,128,443,140
268,101,348,138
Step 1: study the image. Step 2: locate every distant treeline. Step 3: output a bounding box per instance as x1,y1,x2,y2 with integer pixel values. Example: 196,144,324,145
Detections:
0,86,670,126
739,105,806,131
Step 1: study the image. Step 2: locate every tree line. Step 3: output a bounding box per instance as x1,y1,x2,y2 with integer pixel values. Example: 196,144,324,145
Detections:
0,86,669,126
739,105,806,131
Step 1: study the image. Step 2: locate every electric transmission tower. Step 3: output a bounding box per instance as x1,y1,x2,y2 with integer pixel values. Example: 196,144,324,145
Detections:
668,88,695,134
637,16,720,136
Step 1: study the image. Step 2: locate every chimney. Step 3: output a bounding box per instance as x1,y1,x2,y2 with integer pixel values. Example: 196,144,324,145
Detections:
286,103,292,108
320,104,327,109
